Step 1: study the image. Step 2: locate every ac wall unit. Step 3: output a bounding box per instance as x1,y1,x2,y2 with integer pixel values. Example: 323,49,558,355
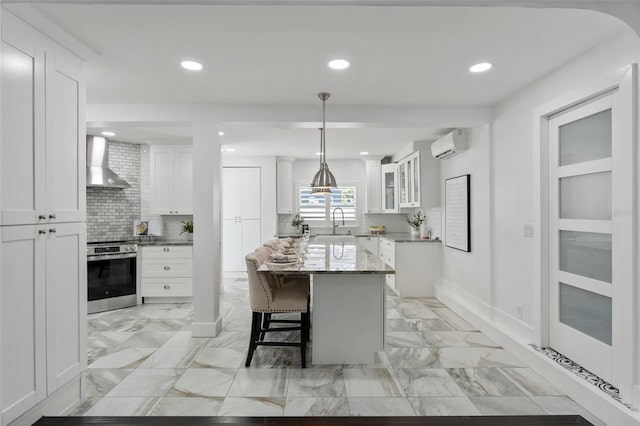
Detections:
431,128,468,159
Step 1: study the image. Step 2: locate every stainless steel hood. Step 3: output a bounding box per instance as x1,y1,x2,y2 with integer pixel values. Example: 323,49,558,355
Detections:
86,136,131,189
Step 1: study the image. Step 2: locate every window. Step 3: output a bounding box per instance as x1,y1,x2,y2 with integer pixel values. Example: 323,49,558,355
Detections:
298,185,358,225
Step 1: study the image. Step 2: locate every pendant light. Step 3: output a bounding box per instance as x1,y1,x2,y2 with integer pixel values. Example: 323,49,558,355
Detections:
310,92,337,194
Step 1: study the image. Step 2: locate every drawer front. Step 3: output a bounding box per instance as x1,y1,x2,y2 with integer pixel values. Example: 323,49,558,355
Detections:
142,259,192,277
357,236,378,255
378,242,395,267
142,246,192,259
142,278,192,297
386,274,396,289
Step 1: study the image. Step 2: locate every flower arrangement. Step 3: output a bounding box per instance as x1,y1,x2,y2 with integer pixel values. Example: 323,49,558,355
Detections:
405,211,425,229
180,220,193,234
291,214,304,229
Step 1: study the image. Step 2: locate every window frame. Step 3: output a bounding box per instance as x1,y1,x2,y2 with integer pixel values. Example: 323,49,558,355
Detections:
295,180,361,227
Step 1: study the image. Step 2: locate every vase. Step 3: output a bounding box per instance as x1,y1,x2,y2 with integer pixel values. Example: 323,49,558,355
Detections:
187,233,193,242
410,227,420,237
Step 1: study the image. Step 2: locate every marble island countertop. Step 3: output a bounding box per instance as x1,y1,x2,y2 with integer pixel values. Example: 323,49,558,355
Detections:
276,232,441,243
259,241,394,275
132,239,193,246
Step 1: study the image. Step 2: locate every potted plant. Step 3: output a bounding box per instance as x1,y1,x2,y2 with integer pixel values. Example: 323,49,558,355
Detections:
405,211,425,237
291,214,305,234
180,220,193,241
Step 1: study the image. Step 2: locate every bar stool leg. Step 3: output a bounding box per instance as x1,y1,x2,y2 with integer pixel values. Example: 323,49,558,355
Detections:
245,311,262,367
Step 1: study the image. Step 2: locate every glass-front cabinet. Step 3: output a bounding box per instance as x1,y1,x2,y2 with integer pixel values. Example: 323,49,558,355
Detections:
381,163,398,213
398,151,421,208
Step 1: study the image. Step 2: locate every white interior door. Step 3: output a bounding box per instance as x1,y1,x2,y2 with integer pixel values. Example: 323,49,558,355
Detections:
241,168,261,220
548,80,634,392
222,219,242,271
222,168,242,220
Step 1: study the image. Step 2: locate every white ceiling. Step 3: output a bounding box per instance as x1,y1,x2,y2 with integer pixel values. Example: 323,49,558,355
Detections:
34,4,627,157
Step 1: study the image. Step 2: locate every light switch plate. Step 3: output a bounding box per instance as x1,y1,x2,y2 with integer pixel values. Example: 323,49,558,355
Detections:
524,223,534,238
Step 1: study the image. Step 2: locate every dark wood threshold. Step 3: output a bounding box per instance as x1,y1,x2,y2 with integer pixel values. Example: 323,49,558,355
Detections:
33,415,594,426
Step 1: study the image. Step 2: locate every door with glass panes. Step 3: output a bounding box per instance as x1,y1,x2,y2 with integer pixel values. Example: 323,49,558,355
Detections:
548,82,633,392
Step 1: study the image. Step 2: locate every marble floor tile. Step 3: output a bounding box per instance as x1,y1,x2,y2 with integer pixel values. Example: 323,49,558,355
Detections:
419,331,499,348
287,367,345,397
530,396,606,426
396,300,440,319
139,308,192,320
248,347,305,368
148,396,223,416
227,369,288,397
433,308,478,331
342,368,404,397
347,397,415,416
83,368,133,397
385,332,425,348
386,308,402,320
435,347,525,368
84,397,159,416
385,319,415,332
170,368,237,397
206,330,250,348
192,347,246,369
469,396,546,415
161,330,209,348
284,397,348,416
223,315,252,331
139,318,188,332
88,316,148,333
117,331,178,349
396,369,465,397
500,368,563,396
416,298,447,309
340,351,393,369
88,347,156,369
385,348,440,369
406,318,454,332
69,397,102,416
106,368,183,397
138,344,203,368
217,397,285,416
409,396,481,416
446,368,524,397
87,331,135,349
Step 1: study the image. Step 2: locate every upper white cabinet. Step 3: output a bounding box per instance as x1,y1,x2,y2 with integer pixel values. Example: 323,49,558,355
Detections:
398,151,421,208
1,35,85,226
150,146,193,215
381,163,398,213
276,158,294,214
364,160,382,214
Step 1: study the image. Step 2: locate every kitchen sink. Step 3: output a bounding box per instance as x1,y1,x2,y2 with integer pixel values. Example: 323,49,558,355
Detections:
313,234,356,243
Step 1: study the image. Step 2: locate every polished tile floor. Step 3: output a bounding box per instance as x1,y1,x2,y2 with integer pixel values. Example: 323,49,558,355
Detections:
74,277,603,424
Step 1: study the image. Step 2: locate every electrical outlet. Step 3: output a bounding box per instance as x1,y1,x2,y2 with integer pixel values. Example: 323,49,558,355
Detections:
524,223,534,238
516,305,523,320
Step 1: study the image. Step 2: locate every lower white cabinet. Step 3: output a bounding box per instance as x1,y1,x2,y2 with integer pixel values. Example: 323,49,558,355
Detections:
356,235,379,257
1,223,85,425
141,246,193,299
223,219,261,271
379,236,439,297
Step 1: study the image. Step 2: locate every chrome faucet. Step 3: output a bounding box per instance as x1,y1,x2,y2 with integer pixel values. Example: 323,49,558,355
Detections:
332,207,345,234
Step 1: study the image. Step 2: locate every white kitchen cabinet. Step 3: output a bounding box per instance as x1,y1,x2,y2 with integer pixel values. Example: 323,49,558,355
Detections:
398,151,421,208
1,14,86,425
276,158,294,214
141,245,193,299
356,235,379,257
1,36,85,226
379,235,439,297
150,146,193,215
1,222,85,424
381,163,398,213
223,218,261,271
364,160,382,214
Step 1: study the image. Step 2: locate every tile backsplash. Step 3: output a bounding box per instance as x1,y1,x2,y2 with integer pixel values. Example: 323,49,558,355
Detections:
86,141,141,242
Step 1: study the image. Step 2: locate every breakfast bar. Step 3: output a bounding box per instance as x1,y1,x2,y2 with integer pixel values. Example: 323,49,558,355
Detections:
259,236,394,365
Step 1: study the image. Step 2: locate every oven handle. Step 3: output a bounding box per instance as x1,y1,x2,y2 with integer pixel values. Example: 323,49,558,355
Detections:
87,253,137,262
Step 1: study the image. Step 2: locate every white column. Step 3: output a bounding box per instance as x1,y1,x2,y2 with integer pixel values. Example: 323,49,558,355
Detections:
191,120,222,337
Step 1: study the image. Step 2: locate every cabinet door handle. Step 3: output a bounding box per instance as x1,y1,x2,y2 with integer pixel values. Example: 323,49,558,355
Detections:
49,228,56,234
38,214,47,220
49,214,56,219
38,229,47,235
163,247,170,252
163,266,171,271
163,284,171,289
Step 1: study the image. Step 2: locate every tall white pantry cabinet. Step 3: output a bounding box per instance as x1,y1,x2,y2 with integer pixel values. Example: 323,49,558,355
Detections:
1,13,87,426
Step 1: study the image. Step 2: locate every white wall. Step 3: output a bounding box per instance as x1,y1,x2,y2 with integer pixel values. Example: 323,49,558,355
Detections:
222,155,277,244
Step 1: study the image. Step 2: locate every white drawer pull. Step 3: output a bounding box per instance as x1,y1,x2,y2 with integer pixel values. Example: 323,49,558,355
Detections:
163,284,171,289
164,266,171,271
163,247,170,252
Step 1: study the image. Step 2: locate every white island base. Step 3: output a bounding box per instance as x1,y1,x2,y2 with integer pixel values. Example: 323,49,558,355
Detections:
311,273,386,365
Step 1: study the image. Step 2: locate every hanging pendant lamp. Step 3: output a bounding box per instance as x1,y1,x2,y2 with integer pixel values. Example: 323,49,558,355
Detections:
310,92,337,194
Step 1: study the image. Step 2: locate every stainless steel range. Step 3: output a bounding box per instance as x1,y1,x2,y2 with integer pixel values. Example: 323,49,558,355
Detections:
87,241,138,314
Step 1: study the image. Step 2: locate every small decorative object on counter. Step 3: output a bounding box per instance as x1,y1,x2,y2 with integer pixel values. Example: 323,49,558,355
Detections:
405,211,425,237
291,213,305,233
180,220,194,241
369,225,386,234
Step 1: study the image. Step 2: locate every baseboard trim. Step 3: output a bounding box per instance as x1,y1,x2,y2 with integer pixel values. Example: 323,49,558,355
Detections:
435,279,640,426
191,318,223,337
8,375,81,426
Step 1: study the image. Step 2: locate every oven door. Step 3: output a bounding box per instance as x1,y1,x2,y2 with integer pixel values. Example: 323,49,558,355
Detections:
87,253,137,302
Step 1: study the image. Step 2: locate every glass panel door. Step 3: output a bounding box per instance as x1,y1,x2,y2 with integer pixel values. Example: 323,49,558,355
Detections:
398,161,407,205
382,164,397,213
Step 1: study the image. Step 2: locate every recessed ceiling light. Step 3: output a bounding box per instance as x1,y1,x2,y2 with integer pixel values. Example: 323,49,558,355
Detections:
101,131,115,137
180,60,203,71
469,62,492,73
360,151,369,155
328,59,350,70
218,131,224,136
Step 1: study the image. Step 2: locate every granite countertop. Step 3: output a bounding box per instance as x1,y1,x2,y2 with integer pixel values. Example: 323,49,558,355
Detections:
377,233,442,243
258,241,394,275
133,239,193,246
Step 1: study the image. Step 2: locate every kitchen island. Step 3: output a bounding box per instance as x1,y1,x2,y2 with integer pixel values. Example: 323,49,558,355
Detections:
259,237,394,365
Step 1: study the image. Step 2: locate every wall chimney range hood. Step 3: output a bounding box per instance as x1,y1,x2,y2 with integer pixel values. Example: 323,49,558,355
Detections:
86,136,131,189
